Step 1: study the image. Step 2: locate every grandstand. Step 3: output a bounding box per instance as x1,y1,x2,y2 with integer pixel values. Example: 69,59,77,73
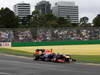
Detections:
0,27,100,42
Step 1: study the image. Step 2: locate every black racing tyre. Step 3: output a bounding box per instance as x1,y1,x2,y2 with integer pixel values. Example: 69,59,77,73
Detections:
33,56,37,60
33,55,40,60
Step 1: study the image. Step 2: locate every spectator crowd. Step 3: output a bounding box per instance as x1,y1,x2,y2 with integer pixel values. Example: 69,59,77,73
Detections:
0,28,100,42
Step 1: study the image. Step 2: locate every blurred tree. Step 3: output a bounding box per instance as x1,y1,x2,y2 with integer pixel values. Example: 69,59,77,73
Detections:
80,16,89,26
19,15,31,27
93,14,100,27
32,10,40,16
57,17,72,27
0,7,19,28
30,10,40,27
44,14,58,27
31,10,73,27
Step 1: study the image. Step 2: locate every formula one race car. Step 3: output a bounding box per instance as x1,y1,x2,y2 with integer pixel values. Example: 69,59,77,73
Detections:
33,49,76,63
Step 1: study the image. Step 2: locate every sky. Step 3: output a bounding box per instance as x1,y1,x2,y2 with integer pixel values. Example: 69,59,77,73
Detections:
0,0,100,23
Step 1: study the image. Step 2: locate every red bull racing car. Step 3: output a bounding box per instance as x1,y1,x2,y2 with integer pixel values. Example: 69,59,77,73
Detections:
33,49,76,63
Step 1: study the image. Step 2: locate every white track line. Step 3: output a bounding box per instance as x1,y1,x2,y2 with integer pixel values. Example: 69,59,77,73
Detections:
0,72,10,75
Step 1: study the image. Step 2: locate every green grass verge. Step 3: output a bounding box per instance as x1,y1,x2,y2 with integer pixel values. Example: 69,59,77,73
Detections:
72,55,100,64
0,48,100,64
0,48,32,57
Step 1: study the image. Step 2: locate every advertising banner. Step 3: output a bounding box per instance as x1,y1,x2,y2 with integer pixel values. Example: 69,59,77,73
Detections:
0,42,11,47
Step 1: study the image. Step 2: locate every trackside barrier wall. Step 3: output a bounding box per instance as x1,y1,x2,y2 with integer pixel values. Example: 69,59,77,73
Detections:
11,40,100,47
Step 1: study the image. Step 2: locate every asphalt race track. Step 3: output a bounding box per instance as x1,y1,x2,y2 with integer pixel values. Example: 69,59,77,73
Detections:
0,54,100,75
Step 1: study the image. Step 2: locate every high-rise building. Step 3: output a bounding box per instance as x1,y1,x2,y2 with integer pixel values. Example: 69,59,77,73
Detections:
14,3,30,18
35,1,51,14
52,1,79,24
14,3,30,24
